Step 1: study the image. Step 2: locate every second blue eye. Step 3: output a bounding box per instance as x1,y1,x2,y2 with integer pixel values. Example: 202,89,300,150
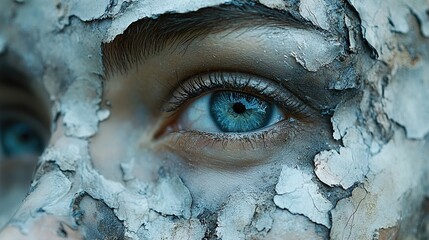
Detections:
1,121,45,157
210,91,273,132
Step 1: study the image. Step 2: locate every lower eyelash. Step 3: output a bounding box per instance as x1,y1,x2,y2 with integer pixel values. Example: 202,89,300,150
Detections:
164,118,301,152
155,119,309,168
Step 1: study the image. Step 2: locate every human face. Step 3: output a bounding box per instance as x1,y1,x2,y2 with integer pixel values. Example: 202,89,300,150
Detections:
0,0,428,239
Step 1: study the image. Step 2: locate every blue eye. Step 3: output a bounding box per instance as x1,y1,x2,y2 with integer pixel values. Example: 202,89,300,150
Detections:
1,120,45,157
210,91,273,132
176,90,285,133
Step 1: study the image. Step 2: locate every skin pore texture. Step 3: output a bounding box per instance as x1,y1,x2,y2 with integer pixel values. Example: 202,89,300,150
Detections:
0,0,428,239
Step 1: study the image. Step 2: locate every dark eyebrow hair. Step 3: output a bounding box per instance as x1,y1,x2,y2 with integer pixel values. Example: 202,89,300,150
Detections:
102,2,316,76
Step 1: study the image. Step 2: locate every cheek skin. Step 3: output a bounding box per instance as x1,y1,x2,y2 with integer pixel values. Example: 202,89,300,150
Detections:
89,80,161,183
147,119,337,210
90,113,337,211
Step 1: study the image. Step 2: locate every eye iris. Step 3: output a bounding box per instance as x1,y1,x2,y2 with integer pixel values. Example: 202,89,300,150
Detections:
1,121,44,157
210,91,273,132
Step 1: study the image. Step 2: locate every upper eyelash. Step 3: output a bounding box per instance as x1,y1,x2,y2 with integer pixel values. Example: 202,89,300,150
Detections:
163,72,314,119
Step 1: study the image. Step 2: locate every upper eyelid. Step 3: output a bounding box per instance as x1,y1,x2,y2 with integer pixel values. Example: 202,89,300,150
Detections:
102,3,320,76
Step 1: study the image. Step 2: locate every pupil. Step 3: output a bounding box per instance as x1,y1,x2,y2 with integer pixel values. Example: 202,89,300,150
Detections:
210,91,273,132
19,132,31,143
232,102,246,114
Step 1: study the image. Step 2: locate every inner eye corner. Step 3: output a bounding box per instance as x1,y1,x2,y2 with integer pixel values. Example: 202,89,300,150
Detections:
152,110,180,141
0,64,52,159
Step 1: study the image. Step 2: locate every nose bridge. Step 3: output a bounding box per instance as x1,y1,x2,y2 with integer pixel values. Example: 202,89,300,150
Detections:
0,139,131,240
0,168,82,239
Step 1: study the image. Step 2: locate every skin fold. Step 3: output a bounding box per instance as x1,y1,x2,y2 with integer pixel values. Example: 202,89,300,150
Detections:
0,0,428,239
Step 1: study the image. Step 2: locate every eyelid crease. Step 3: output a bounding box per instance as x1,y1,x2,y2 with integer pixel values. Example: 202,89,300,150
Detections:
163,72,316,120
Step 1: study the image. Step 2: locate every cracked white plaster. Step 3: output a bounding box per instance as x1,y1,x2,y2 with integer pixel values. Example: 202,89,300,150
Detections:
347,0,395,61
148,175,192,219
331,97,360,141
265,208,328,239
139,211,205,240
42,137,90,172
257,0,286,10
78,163,149,237
344,15,357,53
273,166,333,228
348,0,429,61
61,78,102,138
299,0,330,30
253,211,273,232
289,31,341,72
315,99,370,189
68,0,111,21
96,109,111,122
384,61,429,139
330,130,429,239
216,193,257,240
77,154,194,238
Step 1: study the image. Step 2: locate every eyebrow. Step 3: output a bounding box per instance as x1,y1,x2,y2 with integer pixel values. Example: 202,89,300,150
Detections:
102,2,317,76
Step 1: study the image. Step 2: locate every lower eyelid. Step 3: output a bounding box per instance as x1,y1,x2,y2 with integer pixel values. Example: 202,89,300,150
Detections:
156,119,306,168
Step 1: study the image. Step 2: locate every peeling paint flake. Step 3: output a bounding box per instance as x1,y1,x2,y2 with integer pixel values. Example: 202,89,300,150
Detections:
299,0,330,30
253,211,273,232
148,175,192,219
344,15,357,53
216,194,257,240
316,97,370,189
266,209,328,239
347,0,392,60
314,131,370,190
69,0,111,21
140,211,205,240
42,137,90,172
289,31,341,72
61,78,102,138
96,109,111,122
348,0,428,61
330,130,429,239
257,0,286,10
273,166,333,228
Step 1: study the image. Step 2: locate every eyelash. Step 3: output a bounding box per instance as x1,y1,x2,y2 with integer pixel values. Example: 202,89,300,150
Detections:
169,122,300,150
164,72,313,120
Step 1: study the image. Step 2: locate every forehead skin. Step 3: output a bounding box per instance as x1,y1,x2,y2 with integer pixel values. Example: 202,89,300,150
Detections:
0,0,428,239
